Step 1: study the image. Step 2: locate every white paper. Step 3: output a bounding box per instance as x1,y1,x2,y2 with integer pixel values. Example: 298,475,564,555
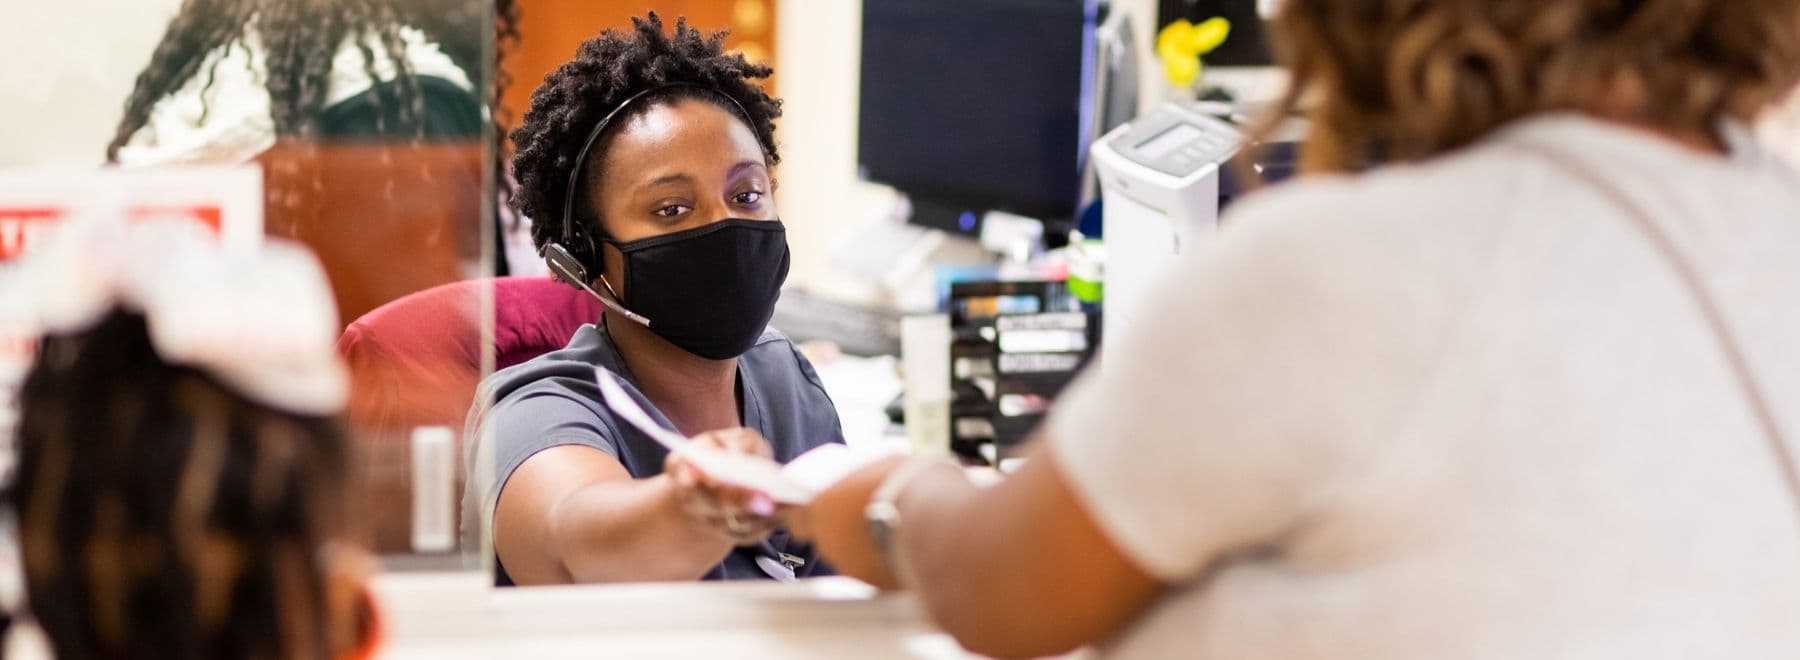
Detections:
595,367,902,504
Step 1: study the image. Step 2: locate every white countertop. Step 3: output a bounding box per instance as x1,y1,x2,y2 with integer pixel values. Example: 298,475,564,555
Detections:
373,572,976,659
0,573,976,659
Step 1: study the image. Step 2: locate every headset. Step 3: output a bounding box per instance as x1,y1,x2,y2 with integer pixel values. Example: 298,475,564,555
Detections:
541,82,764,328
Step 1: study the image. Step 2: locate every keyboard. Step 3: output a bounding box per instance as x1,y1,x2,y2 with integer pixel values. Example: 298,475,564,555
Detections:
771,289,902,357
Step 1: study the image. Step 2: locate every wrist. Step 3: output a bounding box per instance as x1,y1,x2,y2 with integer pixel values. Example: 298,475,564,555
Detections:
864,457,961,586
658,473,735,545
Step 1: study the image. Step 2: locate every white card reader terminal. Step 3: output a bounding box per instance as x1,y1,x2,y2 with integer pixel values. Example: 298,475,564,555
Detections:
1091,102,1243,363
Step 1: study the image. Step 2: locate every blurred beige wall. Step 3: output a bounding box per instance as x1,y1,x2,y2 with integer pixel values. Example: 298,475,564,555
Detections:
0,0,184,168
773,0,878,290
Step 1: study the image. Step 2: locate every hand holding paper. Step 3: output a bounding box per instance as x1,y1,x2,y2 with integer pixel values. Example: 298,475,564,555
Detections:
596,367,902,505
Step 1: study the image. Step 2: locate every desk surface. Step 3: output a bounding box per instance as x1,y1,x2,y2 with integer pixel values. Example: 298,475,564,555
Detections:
0,573,976,659
373,572,976,659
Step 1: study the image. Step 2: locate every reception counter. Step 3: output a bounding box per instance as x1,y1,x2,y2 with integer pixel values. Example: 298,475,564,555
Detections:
373,572,978,659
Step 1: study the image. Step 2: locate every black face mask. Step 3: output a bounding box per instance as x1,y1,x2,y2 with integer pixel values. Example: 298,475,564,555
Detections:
602,219,790,360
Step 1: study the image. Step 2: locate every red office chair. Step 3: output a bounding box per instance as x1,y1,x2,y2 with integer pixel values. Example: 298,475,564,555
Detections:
337,276,602,553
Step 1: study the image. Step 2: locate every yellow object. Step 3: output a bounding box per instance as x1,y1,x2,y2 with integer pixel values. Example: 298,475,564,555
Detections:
1161,51,1201,87
1156,17,1232,86
1155,20,1193,57
1190,17,1232,53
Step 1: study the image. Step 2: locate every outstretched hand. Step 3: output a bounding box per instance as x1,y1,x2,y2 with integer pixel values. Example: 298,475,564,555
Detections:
666,427,784,545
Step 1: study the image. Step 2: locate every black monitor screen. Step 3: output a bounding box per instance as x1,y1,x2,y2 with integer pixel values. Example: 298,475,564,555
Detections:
858,0,1093,225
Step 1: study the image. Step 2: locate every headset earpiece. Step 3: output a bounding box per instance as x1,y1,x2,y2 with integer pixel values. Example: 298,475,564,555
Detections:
543,233,651,327
543,241,591,288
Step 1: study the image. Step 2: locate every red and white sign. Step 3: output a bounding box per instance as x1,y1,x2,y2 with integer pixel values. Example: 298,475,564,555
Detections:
0,166,262,262
0,166,264,400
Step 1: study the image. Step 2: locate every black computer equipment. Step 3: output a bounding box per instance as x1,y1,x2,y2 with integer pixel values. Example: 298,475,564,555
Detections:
858,0,1106,239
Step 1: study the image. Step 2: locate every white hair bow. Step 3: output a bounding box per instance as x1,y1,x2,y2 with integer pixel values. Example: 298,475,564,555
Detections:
0,217,348,416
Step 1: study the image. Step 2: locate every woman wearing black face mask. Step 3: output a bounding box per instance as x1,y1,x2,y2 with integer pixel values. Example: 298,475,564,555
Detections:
461,13,843,585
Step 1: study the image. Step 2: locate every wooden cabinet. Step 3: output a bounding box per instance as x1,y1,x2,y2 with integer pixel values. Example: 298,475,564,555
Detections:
501,0,778,126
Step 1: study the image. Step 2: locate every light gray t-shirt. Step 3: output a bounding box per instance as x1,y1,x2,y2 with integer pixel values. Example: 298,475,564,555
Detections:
1049,115,1800,659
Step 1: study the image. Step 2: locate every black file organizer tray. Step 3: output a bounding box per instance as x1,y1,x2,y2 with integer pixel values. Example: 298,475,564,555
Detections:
947,280,1097,464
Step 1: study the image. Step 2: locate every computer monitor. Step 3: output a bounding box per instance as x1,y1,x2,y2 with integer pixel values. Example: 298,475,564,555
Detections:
857,0,1101,237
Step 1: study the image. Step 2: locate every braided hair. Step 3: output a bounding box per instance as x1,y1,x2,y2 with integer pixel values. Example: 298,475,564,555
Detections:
509,12,782,261
395,0,524,216
105,0,524,244
105,0,439,161
9,311,362,659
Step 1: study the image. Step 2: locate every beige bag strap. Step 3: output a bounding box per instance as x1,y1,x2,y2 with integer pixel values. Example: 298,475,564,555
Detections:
1530,145,1800,520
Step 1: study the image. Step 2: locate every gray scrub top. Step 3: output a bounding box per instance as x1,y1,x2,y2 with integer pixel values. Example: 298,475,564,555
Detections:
463,324,843,585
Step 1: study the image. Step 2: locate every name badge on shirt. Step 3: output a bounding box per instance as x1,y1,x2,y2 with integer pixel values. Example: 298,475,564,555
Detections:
756,555,797,582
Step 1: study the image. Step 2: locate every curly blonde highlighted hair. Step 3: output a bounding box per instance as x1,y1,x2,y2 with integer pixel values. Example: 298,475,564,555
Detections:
1263,0,1800,173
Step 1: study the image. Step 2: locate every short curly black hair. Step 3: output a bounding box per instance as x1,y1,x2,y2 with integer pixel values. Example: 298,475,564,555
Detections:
510,12,782,263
